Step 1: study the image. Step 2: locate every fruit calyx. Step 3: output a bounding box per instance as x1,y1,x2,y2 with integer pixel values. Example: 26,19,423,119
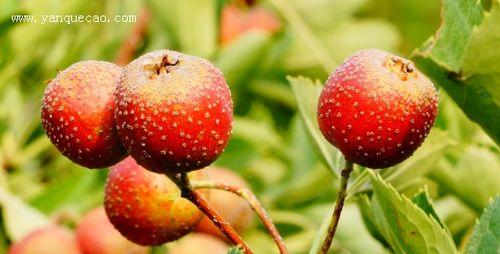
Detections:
385,56,417,81
147,54,180,78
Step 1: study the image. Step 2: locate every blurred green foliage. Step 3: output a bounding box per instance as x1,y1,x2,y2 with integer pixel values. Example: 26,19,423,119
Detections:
0,0,498,253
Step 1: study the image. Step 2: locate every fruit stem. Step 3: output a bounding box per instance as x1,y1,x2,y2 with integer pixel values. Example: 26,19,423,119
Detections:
191,181,289,254
168,173,254,254
318,161,354,254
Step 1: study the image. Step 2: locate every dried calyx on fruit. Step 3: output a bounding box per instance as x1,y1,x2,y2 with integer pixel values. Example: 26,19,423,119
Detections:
41,61,127,168
115,49,233,174
104,156,207,246
317,49,438,168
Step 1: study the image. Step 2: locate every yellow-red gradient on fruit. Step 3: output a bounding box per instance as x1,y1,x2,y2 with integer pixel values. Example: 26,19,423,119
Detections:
41,61,127,168
76,207,149,254
8,226,81,254
104,156,206,246
196,167,253,241
317,49,438,168
115,50,233,174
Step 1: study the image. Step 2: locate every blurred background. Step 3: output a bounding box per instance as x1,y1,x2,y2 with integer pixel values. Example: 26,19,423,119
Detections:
0,0,498,253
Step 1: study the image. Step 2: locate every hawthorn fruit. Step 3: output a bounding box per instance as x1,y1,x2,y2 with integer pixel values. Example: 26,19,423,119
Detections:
104,156,206,246
317,49,438,168
8,226,81,254
76,207,149,254
41,61,127,168
115,50,233,174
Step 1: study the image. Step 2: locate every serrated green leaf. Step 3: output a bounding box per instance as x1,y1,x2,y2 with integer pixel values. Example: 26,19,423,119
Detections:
413,0,500,144
411,188,445,228
367,171,457,254
464,196,500,254
0,187,49,241
288,76,343,178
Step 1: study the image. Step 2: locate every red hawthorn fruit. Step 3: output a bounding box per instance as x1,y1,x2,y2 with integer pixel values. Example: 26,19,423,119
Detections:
41,61,127,168
195,167,253,241
104,156,206,246
220,4,281,45
317,49,438,168
76,207,149,254
167,233,228,254
8,226,81,254
115,50,233,174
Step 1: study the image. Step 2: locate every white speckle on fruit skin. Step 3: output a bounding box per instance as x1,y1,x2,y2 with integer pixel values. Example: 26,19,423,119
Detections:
104,156,206,245
317,49,438,169
41,61,127,169
115,49,233,174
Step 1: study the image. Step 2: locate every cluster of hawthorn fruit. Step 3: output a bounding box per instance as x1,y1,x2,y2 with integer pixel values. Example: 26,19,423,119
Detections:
10,46,438,253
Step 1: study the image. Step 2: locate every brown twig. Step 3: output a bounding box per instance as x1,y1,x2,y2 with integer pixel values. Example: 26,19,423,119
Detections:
191,181,288,254
319,161,354,254
168,173,253,254
114,8,151,66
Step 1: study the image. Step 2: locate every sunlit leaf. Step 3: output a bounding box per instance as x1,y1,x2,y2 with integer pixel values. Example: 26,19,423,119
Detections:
288,76,342,178
0,187,49,241
367,171,457,254
464,196,500,254
413,0,500,144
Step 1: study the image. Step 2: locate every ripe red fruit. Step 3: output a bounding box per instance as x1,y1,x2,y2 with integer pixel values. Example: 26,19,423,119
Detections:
195,167,253,241
317,49,438,168
167,233,228,254
220,4,281,45
76,207,149,254
104,156,206,246
41,61,127,168
8,226,81,254
115,50,233,174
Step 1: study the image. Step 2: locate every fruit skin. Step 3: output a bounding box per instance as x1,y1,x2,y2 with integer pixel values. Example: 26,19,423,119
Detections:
115,49,233,174
104,156,206,246
317,49,438,168
8,226,81,254
41,60,127,168
195,167,253,241
220,4,281,45
167,233,228,254
76,207,149,254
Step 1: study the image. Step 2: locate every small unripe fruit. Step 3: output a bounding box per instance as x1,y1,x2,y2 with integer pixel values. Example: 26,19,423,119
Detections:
76,207,149,254
167,233,228,254
41,61,127,168
317,49,438,168
115,49,233,174
8,226,81,254
104,156,206,246
195,167,253,241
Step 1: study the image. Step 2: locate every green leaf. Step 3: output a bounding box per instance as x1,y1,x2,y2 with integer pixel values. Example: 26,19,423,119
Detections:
176,0,217,58
411,188,445,228
288,76,343,178
413,0,500,144
227,247,244,254
215,31,272,87
367,171,457,254
0,187,49,241
464,196,500,254
431,146,500,213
